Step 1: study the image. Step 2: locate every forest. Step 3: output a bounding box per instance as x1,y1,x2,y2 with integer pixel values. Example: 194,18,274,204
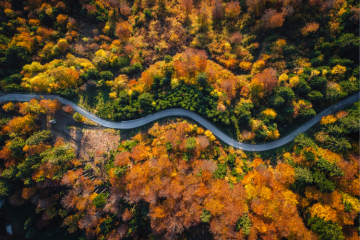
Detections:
0,0,358,141
0,0,359,239
0,98,359,239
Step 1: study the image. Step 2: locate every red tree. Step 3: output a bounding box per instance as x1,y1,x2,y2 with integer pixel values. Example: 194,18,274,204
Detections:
181,0,193,15
221,78,237,100
253,68,278,93
212,0,223,21
246,0,266,16
120,3,131,16
262,8,285,29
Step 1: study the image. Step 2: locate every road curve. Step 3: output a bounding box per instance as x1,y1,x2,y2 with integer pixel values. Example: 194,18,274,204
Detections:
0,93,359,151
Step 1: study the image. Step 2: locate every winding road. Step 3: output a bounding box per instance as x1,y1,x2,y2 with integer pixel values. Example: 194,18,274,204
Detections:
0,93,359,151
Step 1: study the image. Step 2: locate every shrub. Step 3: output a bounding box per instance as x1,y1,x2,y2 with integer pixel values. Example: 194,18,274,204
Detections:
4,84,23,92
73,112,83,122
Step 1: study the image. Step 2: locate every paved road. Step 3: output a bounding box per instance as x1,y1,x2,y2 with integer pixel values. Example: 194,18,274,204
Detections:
0,93,358,151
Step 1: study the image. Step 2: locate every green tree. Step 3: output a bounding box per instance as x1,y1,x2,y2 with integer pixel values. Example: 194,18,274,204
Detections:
325,88,342,104
93,193,107,208
86,68,99,80
40,144,76,165
309,76,327,89
1,45,28,67
200,210,211,223
1,167,17,179
196,72,208,87
325,125,343,137
324,137,351,153
25,130,51,146
336,33,358,50
214,163,227,179
316,158,344,177
164,55,172,63
100,71,114,80
4,83,23,92
307,90,323,103
313,171,335,193
227,153,236,168
144,9,152,19
118,90,130,104
117,57,129,68
0,179,8,198
234,103,253,123
294,167,313,184
339,80,359,95
132,62,143,73
294,133,317,149
185,137,197,151
2,73,22,85
9,137,25,158
295,79,311,95
99,215,113,234
138,93,153,109
298,108,316,120
276,86,295,101
113,166,127,177
270,95,285,107
16,155,41,179
338,116,359,134
236,213,252,236
308,217,344,240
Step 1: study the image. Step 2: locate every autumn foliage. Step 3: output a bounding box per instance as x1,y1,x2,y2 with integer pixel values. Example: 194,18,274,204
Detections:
181,0,193,15
301,22,320,36
174,48,207,78
1,114,37,135
115,22,132,42
225,1,241,20
0,98,359,239
262,9,285,29
0,0,359,237
252,67,278,93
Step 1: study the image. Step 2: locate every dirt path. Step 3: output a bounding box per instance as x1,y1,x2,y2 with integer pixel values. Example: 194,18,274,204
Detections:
38,110,120,177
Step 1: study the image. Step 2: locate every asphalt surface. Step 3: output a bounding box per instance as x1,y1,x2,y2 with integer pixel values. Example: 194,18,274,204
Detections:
1,92,358,151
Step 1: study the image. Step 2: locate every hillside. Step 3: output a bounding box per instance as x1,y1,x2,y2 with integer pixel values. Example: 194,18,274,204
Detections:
0,0,359,240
